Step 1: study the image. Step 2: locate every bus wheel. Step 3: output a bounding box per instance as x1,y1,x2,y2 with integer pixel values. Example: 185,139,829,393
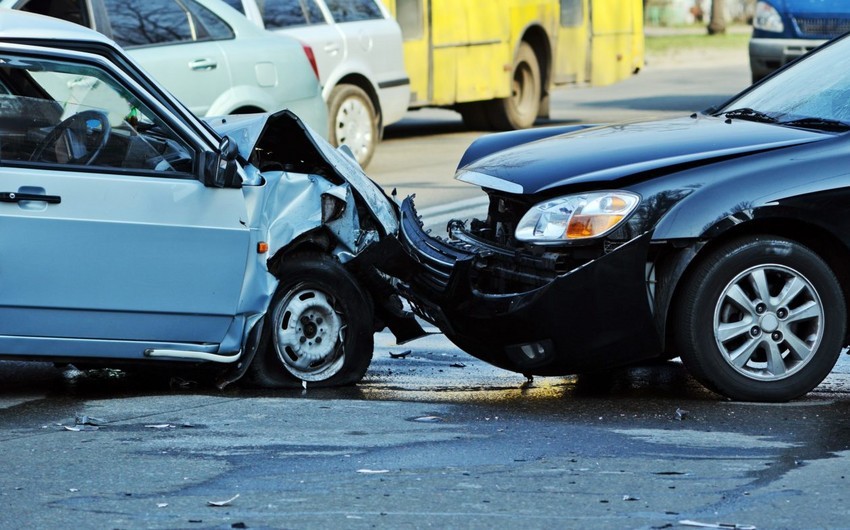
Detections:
491,42,540,130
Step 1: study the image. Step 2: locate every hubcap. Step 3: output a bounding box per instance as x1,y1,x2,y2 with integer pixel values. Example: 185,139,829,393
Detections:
713,264,824,381
334,96,373,164
272,285,346,381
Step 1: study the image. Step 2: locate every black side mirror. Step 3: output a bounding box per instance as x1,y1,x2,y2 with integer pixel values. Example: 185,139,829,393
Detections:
203,136,241,188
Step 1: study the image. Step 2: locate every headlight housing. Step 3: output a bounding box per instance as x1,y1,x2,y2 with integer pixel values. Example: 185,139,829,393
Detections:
515,191,640,243
753,1,784,33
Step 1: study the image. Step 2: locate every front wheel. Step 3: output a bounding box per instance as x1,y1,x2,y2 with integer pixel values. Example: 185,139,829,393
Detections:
674,236,846,402
248,254,374,388
328,84,378,169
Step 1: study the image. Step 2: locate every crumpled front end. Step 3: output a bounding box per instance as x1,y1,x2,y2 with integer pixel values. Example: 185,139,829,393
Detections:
394,196,663,375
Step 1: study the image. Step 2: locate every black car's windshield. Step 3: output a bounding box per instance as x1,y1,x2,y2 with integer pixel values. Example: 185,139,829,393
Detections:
718,36,850,132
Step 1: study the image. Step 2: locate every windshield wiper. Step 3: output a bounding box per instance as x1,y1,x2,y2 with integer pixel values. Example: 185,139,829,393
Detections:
722,107,777,123
780,117,850,132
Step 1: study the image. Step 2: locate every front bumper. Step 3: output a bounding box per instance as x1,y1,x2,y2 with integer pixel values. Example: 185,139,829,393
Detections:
396,198,662,375
749,37,825,80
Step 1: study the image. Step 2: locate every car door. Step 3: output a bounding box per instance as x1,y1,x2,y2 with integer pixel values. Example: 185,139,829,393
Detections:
100,0,233,117
257,0,345,88
0,45,250,355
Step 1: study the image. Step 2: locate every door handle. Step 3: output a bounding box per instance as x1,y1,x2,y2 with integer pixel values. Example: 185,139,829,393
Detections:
324,43,340,54
0,192,61,204
189,58,218,71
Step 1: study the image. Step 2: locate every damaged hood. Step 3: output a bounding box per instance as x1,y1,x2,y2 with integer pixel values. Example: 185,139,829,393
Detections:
206,111,398,235
457,115,828,195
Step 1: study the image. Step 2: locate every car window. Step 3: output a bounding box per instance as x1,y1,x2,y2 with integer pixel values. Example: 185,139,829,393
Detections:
0,54,195,174
220,0,245,13
324,0,383,22
103,0,234,48
395,0,422,40
259,0,326,29
560,0,582,27
17,0,90,27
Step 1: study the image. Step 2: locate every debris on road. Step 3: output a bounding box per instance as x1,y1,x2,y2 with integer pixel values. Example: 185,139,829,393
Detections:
675,408,690,421
207,494,240,507
389,350,411,359
450,362,466,368
622,495,640,501
412,415,443,423
679,520,756,529
75,414,106,426
356,469,389,474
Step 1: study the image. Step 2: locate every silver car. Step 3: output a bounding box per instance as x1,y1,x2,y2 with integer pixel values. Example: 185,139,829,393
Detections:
3,0,329,136
0,10,421,386
225,0,410,167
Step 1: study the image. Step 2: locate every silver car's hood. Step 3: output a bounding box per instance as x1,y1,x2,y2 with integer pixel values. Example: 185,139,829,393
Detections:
206,111,398,235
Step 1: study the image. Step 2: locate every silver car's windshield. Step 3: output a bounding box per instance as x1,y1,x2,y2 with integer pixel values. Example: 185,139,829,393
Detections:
719,36,850,131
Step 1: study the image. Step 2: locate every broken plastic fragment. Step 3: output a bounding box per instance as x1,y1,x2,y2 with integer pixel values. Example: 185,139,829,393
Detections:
64,425,98,432
75,414,106,426
356,469,389,474
622,495,639,501
679,520,756,530
412,416,443,423
675,408,689,421
389,350,411,359
450,362,466,368
207,494,240,507
145,424,176,429
157,503,168,508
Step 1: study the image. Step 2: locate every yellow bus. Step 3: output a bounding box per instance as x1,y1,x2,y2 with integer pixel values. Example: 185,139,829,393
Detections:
381,0,644,130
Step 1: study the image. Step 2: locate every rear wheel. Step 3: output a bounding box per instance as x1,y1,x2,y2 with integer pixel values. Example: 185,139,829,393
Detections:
674,236,845,401
248,254,374,388
490,42,541,130
328,84,378,168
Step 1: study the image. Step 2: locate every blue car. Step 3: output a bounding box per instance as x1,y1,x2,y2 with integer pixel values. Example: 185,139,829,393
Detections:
750,0,850,82
0,10,422,387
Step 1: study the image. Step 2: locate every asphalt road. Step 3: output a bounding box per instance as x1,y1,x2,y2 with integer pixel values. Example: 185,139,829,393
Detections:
4,47,850,530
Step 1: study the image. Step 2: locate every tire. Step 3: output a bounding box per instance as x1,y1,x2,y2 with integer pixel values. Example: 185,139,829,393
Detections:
674,236,846,402
490,42,541,130
458,101,493,130
328,84,378,169
247,253,374,388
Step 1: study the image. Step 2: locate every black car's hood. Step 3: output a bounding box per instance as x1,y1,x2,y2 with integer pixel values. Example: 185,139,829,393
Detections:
457,115,829,195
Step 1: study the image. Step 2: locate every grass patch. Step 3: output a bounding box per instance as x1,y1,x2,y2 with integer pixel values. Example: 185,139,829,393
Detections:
646,31,750,55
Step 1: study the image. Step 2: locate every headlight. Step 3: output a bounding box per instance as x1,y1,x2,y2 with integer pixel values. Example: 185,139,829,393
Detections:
515,191,640,243
753,1,784,33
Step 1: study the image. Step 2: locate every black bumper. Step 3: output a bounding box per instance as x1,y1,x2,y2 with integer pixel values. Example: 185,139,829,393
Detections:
396,197,662,375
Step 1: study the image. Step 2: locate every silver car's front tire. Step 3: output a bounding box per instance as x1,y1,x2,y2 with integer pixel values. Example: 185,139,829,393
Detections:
675,236,845,402
248,253,374,388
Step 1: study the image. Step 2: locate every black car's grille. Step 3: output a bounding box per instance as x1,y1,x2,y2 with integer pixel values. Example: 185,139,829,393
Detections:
794,16,850,38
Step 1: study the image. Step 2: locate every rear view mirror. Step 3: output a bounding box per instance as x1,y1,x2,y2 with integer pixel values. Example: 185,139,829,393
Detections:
203,135,241,188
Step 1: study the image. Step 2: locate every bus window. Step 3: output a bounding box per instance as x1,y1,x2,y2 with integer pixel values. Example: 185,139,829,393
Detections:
560,0,583,27
396,0,423,40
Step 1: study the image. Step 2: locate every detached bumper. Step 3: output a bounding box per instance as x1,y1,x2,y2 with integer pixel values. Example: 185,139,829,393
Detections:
396,198,662,375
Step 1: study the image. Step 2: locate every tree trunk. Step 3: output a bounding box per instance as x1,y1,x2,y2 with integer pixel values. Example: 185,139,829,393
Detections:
708,0,726,35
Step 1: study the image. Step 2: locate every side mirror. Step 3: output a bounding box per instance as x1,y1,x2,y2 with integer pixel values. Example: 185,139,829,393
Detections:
203,136,241,188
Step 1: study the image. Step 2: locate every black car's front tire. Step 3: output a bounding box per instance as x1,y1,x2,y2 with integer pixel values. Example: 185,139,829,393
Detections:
674,236,845,402
248,253,374,388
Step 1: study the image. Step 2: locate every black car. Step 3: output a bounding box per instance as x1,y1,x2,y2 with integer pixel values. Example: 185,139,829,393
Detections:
391,33,850,402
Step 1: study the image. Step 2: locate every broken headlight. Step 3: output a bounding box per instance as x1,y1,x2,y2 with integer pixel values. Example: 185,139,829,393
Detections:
515,191,640,243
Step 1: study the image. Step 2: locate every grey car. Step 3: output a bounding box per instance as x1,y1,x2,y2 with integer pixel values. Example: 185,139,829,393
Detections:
2,0,329,136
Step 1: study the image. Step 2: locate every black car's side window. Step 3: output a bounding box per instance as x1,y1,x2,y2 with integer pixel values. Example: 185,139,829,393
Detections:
261,0,326,29
103,0,233,48
324,0,383,23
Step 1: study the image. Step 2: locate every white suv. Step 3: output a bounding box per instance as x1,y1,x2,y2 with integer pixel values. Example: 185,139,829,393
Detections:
2,0,329,136
224,0,409,167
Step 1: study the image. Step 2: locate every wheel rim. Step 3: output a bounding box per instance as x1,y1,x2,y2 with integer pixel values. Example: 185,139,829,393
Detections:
334,96,373,164
272,283,346,381
713,264,824,381
511,61,536,119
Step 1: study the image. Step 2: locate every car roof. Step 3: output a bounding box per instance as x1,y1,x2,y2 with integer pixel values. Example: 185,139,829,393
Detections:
0,8,112,45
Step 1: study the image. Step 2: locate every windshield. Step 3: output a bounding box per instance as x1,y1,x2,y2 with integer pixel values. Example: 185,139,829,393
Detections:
719,36,850,131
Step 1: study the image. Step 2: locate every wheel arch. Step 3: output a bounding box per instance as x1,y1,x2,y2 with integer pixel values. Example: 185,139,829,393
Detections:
330,74,383,132
518,24,553,99
657,218,850,353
